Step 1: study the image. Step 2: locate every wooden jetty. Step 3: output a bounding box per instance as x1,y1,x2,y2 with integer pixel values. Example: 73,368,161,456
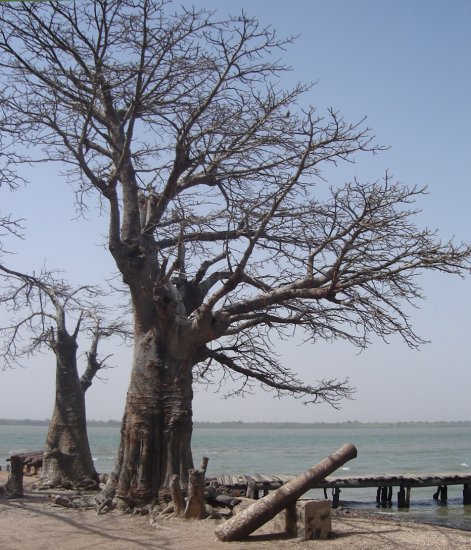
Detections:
213,472,471,508
215,443,357,541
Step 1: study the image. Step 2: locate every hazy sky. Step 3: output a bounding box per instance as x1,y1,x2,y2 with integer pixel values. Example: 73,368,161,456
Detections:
1,0,470,423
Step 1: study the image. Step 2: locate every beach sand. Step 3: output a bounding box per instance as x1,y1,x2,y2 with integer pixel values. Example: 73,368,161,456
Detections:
1,471,470,549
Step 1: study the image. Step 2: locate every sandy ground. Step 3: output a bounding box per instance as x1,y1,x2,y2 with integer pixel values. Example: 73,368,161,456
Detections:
1,471,471,549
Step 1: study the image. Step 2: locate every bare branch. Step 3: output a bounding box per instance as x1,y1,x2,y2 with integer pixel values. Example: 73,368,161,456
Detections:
197,341,354,408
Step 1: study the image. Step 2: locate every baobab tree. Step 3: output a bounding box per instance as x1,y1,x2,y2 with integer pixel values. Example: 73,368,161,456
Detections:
0,0,469,508
0,264,126,488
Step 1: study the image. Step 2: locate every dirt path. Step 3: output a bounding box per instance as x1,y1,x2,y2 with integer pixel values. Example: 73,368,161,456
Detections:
1,472,470,549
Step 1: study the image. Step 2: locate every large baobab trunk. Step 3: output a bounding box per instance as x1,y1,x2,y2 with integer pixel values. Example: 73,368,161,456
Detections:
41,330,98,489
112,324,194,508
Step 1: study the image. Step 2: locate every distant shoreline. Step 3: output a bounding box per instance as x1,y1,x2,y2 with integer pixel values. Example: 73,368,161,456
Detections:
1,419,471,429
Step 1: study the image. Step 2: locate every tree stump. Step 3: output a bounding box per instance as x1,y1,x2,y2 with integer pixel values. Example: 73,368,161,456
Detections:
184,469,206,519
5,455,24,498
170,474,185,516
199,456,209,474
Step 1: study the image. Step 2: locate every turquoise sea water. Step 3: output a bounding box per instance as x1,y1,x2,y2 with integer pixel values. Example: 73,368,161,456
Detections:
1,424,470,530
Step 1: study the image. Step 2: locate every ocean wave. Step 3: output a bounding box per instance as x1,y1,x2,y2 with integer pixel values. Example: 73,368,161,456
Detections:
460,462,469,468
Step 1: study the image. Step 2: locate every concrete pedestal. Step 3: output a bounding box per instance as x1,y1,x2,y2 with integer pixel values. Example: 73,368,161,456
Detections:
276,499,332,540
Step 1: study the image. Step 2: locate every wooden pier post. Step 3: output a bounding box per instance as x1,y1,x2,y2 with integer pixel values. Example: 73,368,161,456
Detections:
398,485,405,508
5,455,24,498
397,484,412,508
376,486,392,505
215,443,357,542
332,487,341,508
463,484,471,505
246,479,257,499
433,485,448,503
398,485,406,508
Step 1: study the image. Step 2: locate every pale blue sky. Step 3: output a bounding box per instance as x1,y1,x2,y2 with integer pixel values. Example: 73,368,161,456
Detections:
1,0,470,423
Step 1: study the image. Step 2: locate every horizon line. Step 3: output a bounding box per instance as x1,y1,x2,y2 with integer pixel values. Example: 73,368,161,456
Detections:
2,418,471,426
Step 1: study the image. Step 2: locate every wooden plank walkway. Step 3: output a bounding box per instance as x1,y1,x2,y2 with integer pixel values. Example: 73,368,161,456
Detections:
314,472,471,488
213,472,471,507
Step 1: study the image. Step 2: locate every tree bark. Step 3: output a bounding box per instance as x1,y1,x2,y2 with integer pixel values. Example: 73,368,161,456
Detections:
215,443,357,541
41,331,98,489
112,325,194,508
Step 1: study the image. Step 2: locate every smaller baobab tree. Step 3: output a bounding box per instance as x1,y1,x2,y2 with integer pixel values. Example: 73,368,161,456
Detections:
0,264,128,489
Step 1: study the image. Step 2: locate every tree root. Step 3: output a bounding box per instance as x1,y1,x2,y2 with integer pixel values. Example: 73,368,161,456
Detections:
93,471,118,514
45,474,111,510
48,493,98,509
38,476,99,492
96,497,114,515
